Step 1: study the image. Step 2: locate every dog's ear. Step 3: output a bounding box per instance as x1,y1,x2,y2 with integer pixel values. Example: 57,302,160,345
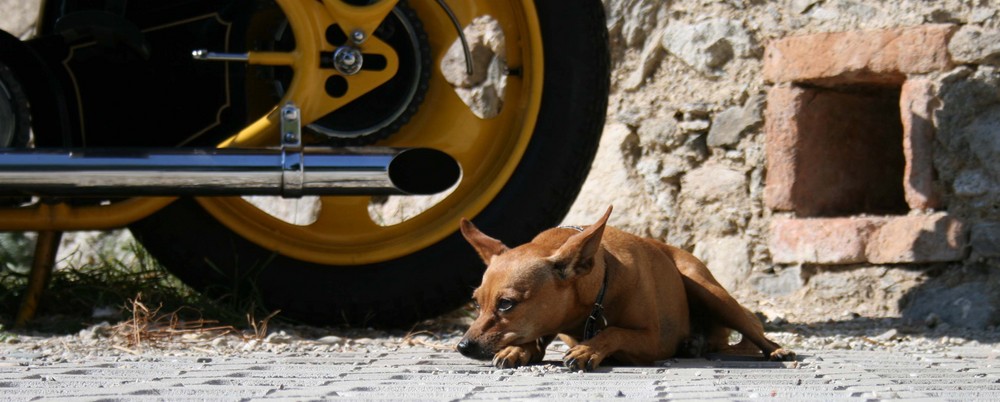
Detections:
460,218,509,264
548,206,613,279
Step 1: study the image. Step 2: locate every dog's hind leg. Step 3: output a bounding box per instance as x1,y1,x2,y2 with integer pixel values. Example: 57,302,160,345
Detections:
681,276,794,361
661,245,795,361
681,303,735,357
711,308,779,356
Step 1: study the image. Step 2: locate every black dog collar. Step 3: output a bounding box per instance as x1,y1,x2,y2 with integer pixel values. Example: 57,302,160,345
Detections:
582,264,609,341
559,225,609,341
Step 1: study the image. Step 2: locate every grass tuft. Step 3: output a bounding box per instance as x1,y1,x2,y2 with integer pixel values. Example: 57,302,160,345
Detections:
112,292,240,349
0,236,279,334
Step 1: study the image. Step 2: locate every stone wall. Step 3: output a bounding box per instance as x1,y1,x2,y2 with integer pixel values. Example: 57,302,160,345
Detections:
4,0,1000,328
564,0,1000,328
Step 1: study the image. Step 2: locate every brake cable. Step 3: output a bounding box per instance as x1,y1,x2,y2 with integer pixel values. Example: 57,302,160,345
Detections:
433,0,474,75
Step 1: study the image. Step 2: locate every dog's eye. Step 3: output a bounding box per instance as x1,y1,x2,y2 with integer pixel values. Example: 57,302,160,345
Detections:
471,300,481,311
497,298,516,312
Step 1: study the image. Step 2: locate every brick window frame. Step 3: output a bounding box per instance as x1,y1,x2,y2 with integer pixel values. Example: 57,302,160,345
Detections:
762,25,966,265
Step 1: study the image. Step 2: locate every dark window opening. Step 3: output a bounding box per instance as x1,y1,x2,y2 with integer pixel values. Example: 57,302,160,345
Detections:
790,84,908,217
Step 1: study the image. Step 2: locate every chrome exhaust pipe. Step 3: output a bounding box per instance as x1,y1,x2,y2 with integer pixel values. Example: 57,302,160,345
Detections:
0,104,460,198
0,146,460,197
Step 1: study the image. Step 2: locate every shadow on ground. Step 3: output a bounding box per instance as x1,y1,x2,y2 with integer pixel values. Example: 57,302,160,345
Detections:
768,315,1000,344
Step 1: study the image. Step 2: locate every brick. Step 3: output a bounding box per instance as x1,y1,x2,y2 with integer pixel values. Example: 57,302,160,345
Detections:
764,24,956,85
900,79,943,210
763,85,804,212
770,217,881,264
771,213,967,264
866,213,968,263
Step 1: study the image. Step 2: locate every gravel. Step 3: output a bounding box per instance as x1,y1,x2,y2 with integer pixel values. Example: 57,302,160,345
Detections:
2,317,998,364
1,321,457,362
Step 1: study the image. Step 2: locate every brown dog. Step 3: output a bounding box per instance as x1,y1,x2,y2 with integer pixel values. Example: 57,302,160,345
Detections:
456,206,794,370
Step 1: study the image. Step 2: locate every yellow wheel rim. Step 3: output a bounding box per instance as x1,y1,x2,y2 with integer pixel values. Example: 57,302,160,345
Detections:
197,0,543,265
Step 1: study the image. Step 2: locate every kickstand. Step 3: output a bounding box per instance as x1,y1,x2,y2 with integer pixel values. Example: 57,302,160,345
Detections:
14,231,63,328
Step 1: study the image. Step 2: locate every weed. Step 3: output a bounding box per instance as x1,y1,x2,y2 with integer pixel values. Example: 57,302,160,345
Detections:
247,309,282,340
112,292,239,350
0,237,279,334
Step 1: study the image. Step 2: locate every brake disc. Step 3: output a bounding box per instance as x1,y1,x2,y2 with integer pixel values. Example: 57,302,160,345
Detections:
270,1,431,146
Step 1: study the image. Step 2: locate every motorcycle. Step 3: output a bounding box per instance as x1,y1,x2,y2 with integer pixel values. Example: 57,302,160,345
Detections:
0,0,609,327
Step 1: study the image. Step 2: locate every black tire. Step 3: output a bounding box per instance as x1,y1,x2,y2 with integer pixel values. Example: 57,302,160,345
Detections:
0,62,29,148
130,0,609,328
0,30,71,148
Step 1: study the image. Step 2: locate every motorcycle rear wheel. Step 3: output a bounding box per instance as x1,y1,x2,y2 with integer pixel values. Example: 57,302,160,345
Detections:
130,0,609,327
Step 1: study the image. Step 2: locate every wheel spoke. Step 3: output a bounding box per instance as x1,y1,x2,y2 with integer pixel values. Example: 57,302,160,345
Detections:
310,196,379,237
322,0,399,40
397,81,478,143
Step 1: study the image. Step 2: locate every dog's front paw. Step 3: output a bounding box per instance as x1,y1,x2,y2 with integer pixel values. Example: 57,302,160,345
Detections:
492,345,534,369
768,348,796,361
563,345,604,371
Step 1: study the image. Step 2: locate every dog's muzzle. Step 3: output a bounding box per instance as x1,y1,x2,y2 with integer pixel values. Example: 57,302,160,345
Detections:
456,338,494,360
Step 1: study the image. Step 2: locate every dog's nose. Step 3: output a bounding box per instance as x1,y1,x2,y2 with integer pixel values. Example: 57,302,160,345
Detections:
456,338,473,355
456,338,482,358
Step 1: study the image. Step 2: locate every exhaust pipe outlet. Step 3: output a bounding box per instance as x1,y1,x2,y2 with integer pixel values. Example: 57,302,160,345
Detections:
388,148,461,195
0,147,460,197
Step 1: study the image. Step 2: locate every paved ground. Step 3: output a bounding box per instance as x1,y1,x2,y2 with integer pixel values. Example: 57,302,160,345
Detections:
2,338,999,401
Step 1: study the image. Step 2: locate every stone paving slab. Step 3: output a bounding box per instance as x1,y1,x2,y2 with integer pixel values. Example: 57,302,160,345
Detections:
2,345,999,401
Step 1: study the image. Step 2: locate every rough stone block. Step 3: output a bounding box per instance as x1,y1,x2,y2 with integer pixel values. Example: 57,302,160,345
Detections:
764,24,956,85
682,163,747,203
970,222,1000,259
693,236,751,291
902,270,1000,329
770,217,879,264
866,213,967,263
623,29,666,91
749,265,804,296
965,105,1000,178
708,94,765,148
948,25,1000,65
661,18,754,76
